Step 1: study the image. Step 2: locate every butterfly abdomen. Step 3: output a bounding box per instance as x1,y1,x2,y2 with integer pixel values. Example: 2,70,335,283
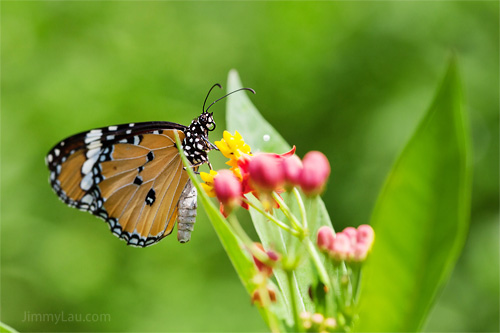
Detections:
177,179,197,243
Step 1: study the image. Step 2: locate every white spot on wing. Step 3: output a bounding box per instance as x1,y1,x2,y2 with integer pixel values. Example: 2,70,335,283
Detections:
85,129,103,144
82,153,99,175
81,194,93,205
86,148,101,158
87,140,102,150
80,172,93,191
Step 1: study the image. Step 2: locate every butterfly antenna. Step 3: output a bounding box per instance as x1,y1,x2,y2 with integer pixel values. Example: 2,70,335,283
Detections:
205,87,256,113
203,83,222,113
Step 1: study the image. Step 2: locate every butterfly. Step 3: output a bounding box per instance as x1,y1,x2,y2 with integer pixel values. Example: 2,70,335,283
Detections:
46,84,254,247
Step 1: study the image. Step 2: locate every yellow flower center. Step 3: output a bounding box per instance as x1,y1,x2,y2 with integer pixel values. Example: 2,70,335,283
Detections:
200,169,218,197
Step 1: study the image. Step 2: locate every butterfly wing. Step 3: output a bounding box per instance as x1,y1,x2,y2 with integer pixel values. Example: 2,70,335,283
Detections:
46,122,191,247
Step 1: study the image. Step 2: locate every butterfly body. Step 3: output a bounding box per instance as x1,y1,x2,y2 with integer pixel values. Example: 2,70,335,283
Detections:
46,114,217,247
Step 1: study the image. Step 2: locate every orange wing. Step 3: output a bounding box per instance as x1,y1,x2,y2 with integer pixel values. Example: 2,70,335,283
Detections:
48,127,190,247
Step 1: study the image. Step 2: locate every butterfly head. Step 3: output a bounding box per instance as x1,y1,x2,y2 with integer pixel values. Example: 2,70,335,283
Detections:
200,83,255,133
199,111,216,131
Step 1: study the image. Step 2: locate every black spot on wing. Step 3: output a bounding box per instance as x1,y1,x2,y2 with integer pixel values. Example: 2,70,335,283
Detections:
146,151,154,162
145,188,156,206
133,176,143,186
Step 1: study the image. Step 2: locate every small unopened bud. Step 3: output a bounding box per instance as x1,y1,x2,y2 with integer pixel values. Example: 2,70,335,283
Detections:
317,226,335,252
330,233,352,261
214,170,242,213
300,312,312,329
252,243,279,277
282,154,303,189
324,317,337,329
357,224,375,246
248,154,285,192
251,287,277,306
311,313,324,325
299,151,331,196
342,227,357,246
353,224,375,262
353,242,371,262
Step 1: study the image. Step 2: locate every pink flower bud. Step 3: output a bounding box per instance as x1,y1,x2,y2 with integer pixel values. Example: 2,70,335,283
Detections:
214,170,242,211
357,224,375,247
317,226,335,252
350,224,375,262
342,227,358,247
248,154,285,192
282,154,303,189
299,151,331,196
330,233,352,261
353,242,371,262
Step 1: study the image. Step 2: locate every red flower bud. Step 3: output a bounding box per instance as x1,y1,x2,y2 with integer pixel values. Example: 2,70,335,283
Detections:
299,151,331,196
282,154,303,189
248,154,285,192
317,226,335,252
252,243,279,277
214,170,242,212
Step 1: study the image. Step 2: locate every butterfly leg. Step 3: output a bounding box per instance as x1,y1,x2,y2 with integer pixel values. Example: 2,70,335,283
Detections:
183,162,206,174
202,136,218,151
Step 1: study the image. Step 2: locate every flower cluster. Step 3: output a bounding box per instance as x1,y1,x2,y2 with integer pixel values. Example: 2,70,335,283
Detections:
317,224,375,263
201,131,331,215
194,129,375,332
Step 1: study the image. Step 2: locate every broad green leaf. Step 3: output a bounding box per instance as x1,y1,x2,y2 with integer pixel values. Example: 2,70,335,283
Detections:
226,70,337,323
356,59,471,331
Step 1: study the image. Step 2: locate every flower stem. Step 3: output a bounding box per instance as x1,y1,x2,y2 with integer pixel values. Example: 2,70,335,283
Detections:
304,237,332,290
243,198,301,237
286,268,303,332
293,188,308,230
272,192,304,234
226,216,281,333
226,214,270,264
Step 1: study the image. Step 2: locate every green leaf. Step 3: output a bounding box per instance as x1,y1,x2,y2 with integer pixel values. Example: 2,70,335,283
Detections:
356,58,471,331
0,322,18,333
226,70,337,324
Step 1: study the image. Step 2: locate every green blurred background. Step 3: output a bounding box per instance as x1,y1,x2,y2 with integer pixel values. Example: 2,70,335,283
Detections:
2,2,498,332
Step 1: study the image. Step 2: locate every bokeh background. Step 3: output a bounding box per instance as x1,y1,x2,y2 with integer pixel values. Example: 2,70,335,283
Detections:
2,2,498,332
